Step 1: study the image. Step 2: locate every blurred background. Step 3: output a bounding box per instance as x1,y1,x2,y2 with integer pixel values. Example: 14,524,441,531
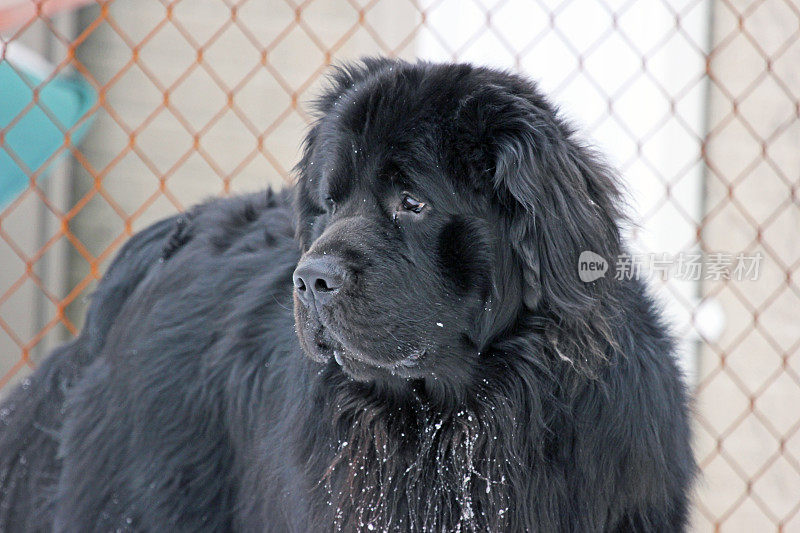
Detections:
0,0,798,530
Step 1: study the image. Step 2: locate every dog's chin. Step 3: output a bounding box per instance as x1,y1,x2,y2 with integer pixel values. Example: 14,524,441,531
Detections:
298,323,426,382
330,351,393,382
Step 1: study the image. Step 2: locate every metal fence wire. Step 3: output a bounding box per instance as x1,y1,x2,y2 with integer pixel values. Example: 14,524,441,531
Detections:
1,0,799,531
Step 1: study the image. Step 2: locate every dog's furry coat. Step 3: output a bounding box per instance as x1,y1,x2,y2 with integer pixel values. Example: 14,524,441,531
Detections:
0,59,694,532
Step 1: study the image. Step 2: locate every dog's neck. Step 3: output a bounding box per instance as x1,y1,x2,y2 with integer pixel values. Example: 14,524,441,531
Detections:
298,365,556,532
291,307,602,531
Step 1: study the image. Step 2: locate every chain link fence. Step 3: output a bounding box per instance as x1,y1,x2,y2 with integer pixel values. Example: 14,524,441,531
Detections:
1,0,798,530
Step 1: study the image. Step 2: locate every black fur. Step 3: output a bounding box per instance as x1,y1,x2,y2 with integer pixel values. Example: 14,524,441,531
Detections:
0,59,694,532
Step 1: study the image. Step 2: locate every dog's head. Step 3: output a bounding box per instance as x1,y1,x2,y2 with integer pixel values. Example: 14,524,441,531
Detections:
292,59,623,390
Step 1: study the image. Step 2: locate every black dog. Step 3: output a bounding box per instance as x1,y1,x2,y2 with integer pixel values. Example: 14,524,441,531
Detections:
0,59,694,532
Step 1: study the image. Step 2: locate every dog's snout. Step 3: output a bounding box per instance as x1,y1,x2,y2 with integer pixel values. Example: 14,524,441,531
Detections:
293,257,346,307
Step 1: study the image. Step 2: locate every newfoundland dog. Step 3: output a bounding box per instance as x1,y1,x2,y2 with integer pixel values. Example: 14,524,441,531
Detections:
0,58,694,532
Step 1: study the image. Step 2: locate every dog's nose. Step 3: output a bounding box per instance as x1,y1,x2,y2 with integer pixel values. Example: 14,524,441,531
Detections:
293,256,346,307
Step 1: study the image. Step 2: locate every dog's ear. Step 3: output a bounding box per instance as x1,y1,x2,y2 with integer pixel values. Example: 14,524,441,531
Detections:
313,57,399,113
455,82,624,318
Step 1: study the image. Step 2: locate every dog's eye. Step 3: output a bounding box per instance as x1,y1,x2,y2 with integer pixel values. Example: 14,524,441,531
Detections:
401,194,425,214
325,197,336,214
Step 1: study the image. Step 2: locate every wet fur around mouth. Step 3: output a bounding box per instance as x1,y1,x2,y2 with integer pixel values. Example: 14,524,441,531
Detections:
0,59,694,532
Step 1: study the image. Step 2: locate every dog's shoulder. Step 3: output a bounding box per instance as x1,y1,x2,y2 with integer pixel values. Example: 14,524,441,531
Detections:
160,187,296,260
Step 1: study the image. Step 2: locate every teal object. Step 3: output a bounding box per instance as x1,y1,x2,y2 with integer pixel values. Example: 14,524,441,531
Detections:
0,59,96,208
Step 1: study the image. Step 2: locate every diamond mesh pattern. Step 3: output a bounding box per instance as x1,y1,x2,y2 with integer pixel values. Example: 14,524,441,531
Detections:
1,0,799,530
